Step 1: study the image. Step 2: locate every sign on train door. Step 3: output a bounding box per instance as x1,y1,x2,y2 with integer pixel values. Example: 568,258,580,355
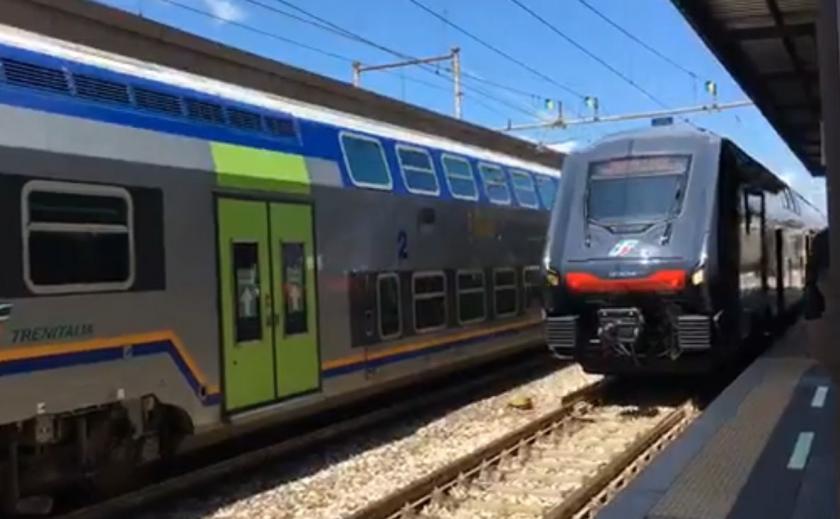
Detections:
217,198,320,412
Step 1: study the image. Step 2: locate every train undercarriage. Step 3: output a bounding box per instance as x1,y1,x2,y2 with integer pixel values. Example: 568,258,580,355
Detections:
0,397,191,515
546,296,726,375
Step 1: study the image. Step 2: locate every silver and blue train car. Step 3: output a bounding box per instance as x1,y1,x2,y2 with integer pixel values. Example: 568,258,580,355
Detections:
0,25,561,503
543,126,825,375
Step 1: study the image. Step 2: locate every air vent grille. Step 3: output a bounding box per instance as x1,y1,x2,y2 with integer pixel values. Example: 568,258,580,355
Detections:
74,74,131,105
185,97,225,125
2,59,70,93
228,108,262,131
265,116,296,137
0,55,298,142
134,87,183,115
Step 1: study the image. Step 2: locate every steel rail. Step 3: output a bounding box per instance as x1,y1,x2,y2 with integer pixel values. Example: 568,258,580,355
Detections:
344,379,613,519
546,403,693,519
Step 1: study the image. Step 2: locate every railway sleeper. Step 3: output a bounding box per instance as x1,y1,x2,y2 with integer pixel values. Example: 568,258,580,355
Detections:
0,395,191,515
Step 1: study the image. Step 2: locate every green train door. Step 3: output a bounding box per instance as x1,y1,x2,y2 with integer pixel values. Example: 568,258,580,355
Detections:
268,203,320,399
217,198,320,412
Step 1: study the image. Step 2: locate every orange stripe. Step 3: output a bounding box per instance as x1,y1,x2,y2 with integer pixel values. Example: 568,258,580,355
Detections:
0,330,220,397
1,318,542,397
321,317,541,370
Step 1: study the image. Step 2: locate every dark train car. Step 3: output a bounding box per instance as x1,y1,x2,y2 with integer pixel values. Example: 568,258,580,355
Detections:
542,126,825,375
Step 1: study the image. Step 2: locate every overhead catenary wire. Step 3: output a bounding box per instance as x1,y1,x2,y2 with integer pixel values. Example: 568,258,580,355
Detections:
158,0,356,63
157,0,538,120
575,0,701,81
251,0,544,118
509,0,671,110
407,0,586,100
252,0,548,107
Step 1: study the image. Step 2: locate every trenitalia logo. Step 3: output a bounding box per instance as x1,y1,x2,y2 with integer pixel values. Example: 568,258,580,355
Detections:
608,239,639,257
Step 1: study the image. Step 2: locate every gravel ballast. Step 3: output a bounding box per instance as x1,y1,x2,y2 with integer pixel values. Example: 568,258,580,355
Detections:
147,363,600,519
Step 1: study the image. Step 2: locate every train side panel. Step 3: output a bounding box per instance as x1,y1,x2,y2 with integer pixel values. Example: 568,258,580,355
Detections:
0,103,222,428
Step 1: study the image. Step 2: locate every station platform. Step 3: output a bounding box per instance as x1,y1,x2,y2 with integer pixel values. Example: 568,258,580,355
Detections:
597,324,839,519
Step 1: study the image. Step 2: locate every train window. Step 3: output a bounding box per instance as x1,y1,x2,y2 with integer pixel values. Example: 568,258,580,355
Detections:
781,189,792,211
339,132,393,190
377,273,402,339
396,145,440,195
233,242,263,343
523,266,542,309
457,270,486,324
744,192,762,235
442,155,478,200
789,191,801,215
23,181,135,294
478,164,512,205
588,155,689,222
535,176,558,209
510,170,539,208
494,268,518,317
281,242,308,336
413,271,447,333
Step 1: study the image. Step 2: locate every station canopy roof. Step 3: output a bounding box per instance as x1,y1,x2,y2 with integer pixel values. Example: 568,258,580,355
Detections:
672,0,822,175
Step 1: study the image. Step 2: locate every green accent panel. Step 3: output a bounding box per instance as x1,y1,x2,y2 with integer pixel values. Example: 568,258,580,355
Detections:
269,203,320,398
211,142,311,194
217,199,276,411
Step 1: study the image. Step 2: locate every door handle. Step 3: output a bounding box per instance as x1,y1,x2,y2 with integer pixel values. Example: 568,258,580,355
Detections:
264,293,273,328
0,303,11,323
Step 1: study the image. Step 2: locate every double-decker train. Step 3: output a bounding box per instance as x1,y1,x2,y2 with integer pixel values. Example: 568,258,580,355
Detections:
543,126,826,375
0,23,561,508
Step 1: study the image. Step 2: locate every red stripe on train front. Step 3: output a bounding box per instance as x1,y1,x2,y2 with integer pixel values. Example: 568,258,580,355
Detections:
565,270,686,293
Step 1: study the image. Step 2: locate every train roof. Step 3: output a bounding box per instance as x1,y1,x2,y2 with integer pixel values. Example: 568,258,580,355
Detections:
571,124,812,195
574,125,825,227
0,0,561,176
578,124,718,147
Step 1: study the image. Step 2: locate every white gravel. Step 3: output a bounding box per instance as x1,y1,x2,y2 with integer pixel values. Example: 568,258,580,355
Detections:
149,363,600,519
421,404,676,519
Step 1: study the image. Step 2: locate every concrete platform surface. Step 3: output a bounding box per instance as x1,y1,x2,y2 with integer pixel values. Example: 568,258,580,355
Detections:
597,325,838,519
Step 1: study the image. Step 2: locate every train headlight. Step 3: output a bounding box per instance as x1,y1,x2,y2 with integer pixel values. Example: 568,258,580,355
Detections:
690,267,705,286
546,269,561,287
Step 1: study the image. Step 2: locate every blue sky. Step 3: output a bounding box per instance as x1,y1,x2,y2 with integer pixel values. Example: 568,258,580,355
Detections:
94,0,826,211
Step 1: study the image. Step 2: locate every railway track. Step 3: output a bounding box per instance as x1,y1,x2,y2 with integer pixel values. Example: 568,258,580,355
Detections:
347,381,696,519
50,351,575,519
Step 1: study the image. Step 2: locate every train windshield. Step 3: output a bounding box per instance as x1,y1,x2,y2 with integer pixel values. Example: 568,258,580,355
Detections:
587,155,690,223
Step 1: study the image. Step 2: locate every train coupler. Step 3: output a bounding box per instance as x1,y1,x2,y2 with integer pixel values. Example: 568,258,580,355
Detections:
597,308,644,357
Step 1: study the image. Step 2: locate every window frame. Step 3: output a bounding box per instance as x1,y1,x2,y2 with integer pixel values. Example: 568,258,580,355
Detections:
509,169,540,209
377,272,403,340
523,266,540,289
338,131,394,190
395,144,440,196
412,270,448,333
22,180,136,295
441,154,479,201
535,175,558,210
456,269,487,325
523,265,541,309
232,239,264,344
478,162,512,205
493,267,518,318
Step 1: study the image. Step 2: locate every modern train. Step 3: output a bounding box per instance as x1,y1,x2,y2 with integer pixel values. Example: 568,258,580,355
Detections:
543,126,825,375
0,24,561,508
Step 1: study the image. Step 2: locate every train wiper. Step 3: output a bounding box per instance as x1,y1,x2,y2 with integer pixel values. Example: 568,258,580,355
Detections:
660,188,683,245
